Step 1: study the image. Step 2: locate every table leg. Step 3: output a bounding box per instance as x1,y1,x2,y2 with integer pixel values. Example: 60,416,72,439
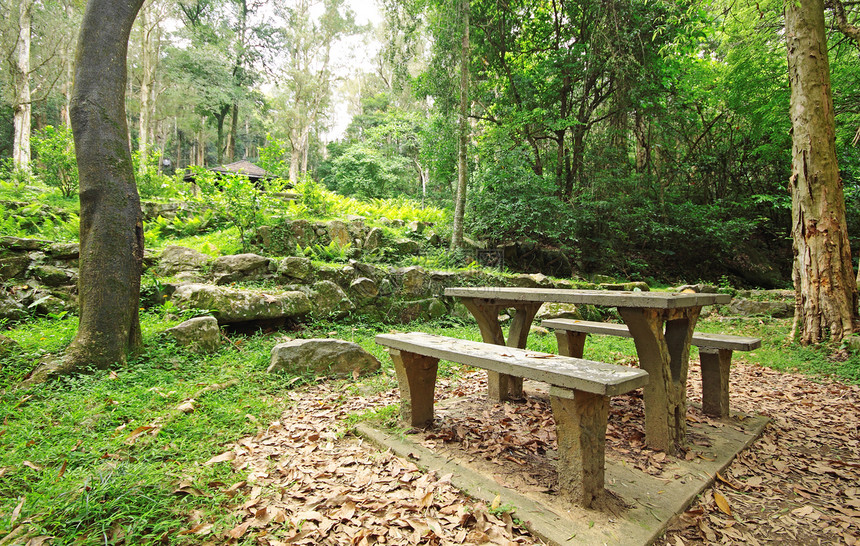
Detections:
460,299,540,401
461,299,510,401
502,303,541,398
618,307,699,453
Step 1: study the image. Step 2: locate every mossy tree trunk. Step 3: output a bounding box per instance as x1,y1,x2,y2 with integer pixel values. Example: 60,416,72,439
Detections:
786,0,858,344
66,0,145,369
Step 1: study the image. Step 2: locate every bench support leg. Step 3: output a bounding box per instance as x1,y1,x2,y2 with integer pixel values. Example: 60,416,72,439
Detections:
550,387,608,508
555,331,587,359
700,348,732,418
389,349,439,427
619,307,699,454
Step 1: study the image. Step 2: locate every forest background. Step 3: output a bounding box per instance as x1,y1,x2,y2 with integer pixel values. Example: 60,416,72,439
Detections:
2,0,859,288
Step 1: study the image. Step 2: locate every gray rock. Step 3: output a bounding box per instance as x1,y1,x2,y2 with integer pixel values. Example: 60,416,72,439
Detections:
316,264,355,287
0,237,49,251
30,293,69,316
350,277,379,300
364,227,384,251
310,281,354,319
392,239,420,254
600,282,650,292
268,338,381,378
843,334,860,354
46,242,80,260
165,316,221,353
407,221,428,234
351,261,385,282
400,266,428,297
0,256,30,281
0,333,20,356
211,253,271,284
277,256,313,281
378,279,394,296
388,298,447,323
728,299,793,318
157,246,210,276
170,283,311,323
30,264,74,287
676,284,719,294
0,293,26,321
328,220,352,247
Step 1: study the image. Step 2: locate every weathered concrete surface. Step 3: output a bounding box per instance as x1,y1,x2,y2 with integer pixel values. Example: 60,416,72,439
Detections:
356,383,768,546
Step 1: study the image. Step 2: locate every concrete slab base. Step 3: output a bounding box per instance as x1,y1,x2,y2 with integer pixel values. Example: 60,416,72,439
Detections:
355,383,768,546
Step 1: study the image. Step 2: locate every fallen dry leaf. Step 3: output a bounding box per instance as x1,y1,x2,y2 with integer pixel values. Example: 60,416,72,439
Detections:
204,451,236,466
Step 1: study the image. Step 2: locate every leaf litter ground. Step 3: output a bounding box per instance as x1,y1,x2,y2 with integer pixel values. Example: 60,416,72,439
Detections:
200,357,860,545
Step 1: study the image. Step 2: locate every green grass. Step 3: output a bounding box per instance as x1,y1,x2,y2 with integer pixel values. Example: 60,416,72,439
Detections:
0,313,303,543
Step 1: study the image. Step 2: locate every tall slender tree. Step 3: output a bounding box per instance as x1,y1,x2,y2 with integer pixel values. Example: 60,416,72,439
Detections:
785,0,858,343
450,0,469,250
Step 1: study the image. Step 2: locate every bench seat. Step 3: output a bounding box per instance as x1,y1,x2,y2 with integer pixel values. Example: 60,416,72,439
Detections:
375,332,648,508
541,318,761,418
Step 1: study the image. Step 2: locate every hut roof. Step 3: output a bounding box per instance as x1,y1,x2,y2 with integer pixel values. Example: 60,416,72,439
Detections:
183,160,279,183
210,160,275,179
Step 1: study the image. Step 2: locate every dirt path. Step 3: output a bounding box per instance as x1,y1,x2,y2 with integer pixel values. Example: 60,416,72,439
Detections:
203,360,860,545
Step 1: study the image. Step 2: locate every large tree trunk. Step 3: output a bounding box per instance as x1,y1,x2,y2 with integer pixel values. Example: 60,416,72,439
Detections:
12,0,33,171
64,0,146,371
786,0,858,344
450,0,469,251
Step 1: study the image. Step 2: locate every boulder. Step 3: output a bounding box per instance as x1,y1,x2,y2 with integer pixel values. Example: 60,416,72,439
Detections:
392,239,420,255
0,256,30,281
268,338,381,378
157,246,210,276
30,293,70,316
675,284,719,294
165,316,221,353
0,237,49,251
30,264,75,287
600,282,650,292
328,220,352,247
399,266,428,297
0,333,20,356
728,299,792,318
211,253,271,284
316,264,355,287
512,273,555,289
0,293,26,321
310,281,354,319
350,277,379,301
170,283,311,323
388,298,448,323
364,227,384,251
46,242,80,260
277,256,313,281
351,261,385,282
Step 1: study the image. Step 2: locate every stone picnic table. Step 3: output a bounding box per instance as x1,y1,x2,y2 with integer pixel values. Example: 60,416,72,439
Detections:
444,287,732,453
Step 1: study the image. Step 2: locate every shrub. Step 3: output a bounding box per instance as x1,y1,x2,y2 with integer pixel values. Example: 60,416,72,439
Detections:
31,125,78,197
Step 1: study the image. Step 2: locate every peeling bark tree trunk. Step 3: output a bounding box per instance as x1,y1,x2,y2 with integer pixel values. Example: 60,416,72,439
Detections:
786,0,858,344
12,0,33,171
65,0,145,371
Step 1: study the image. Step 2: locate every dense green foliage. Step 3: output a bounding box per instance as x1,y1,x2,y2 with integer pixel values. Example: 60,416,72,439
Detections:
3,0,858,284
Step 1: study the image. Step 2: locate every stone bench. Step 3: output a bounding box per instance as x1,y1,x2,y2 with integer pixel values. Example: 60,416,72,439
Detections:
541,319,761,418
374,331,649,508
